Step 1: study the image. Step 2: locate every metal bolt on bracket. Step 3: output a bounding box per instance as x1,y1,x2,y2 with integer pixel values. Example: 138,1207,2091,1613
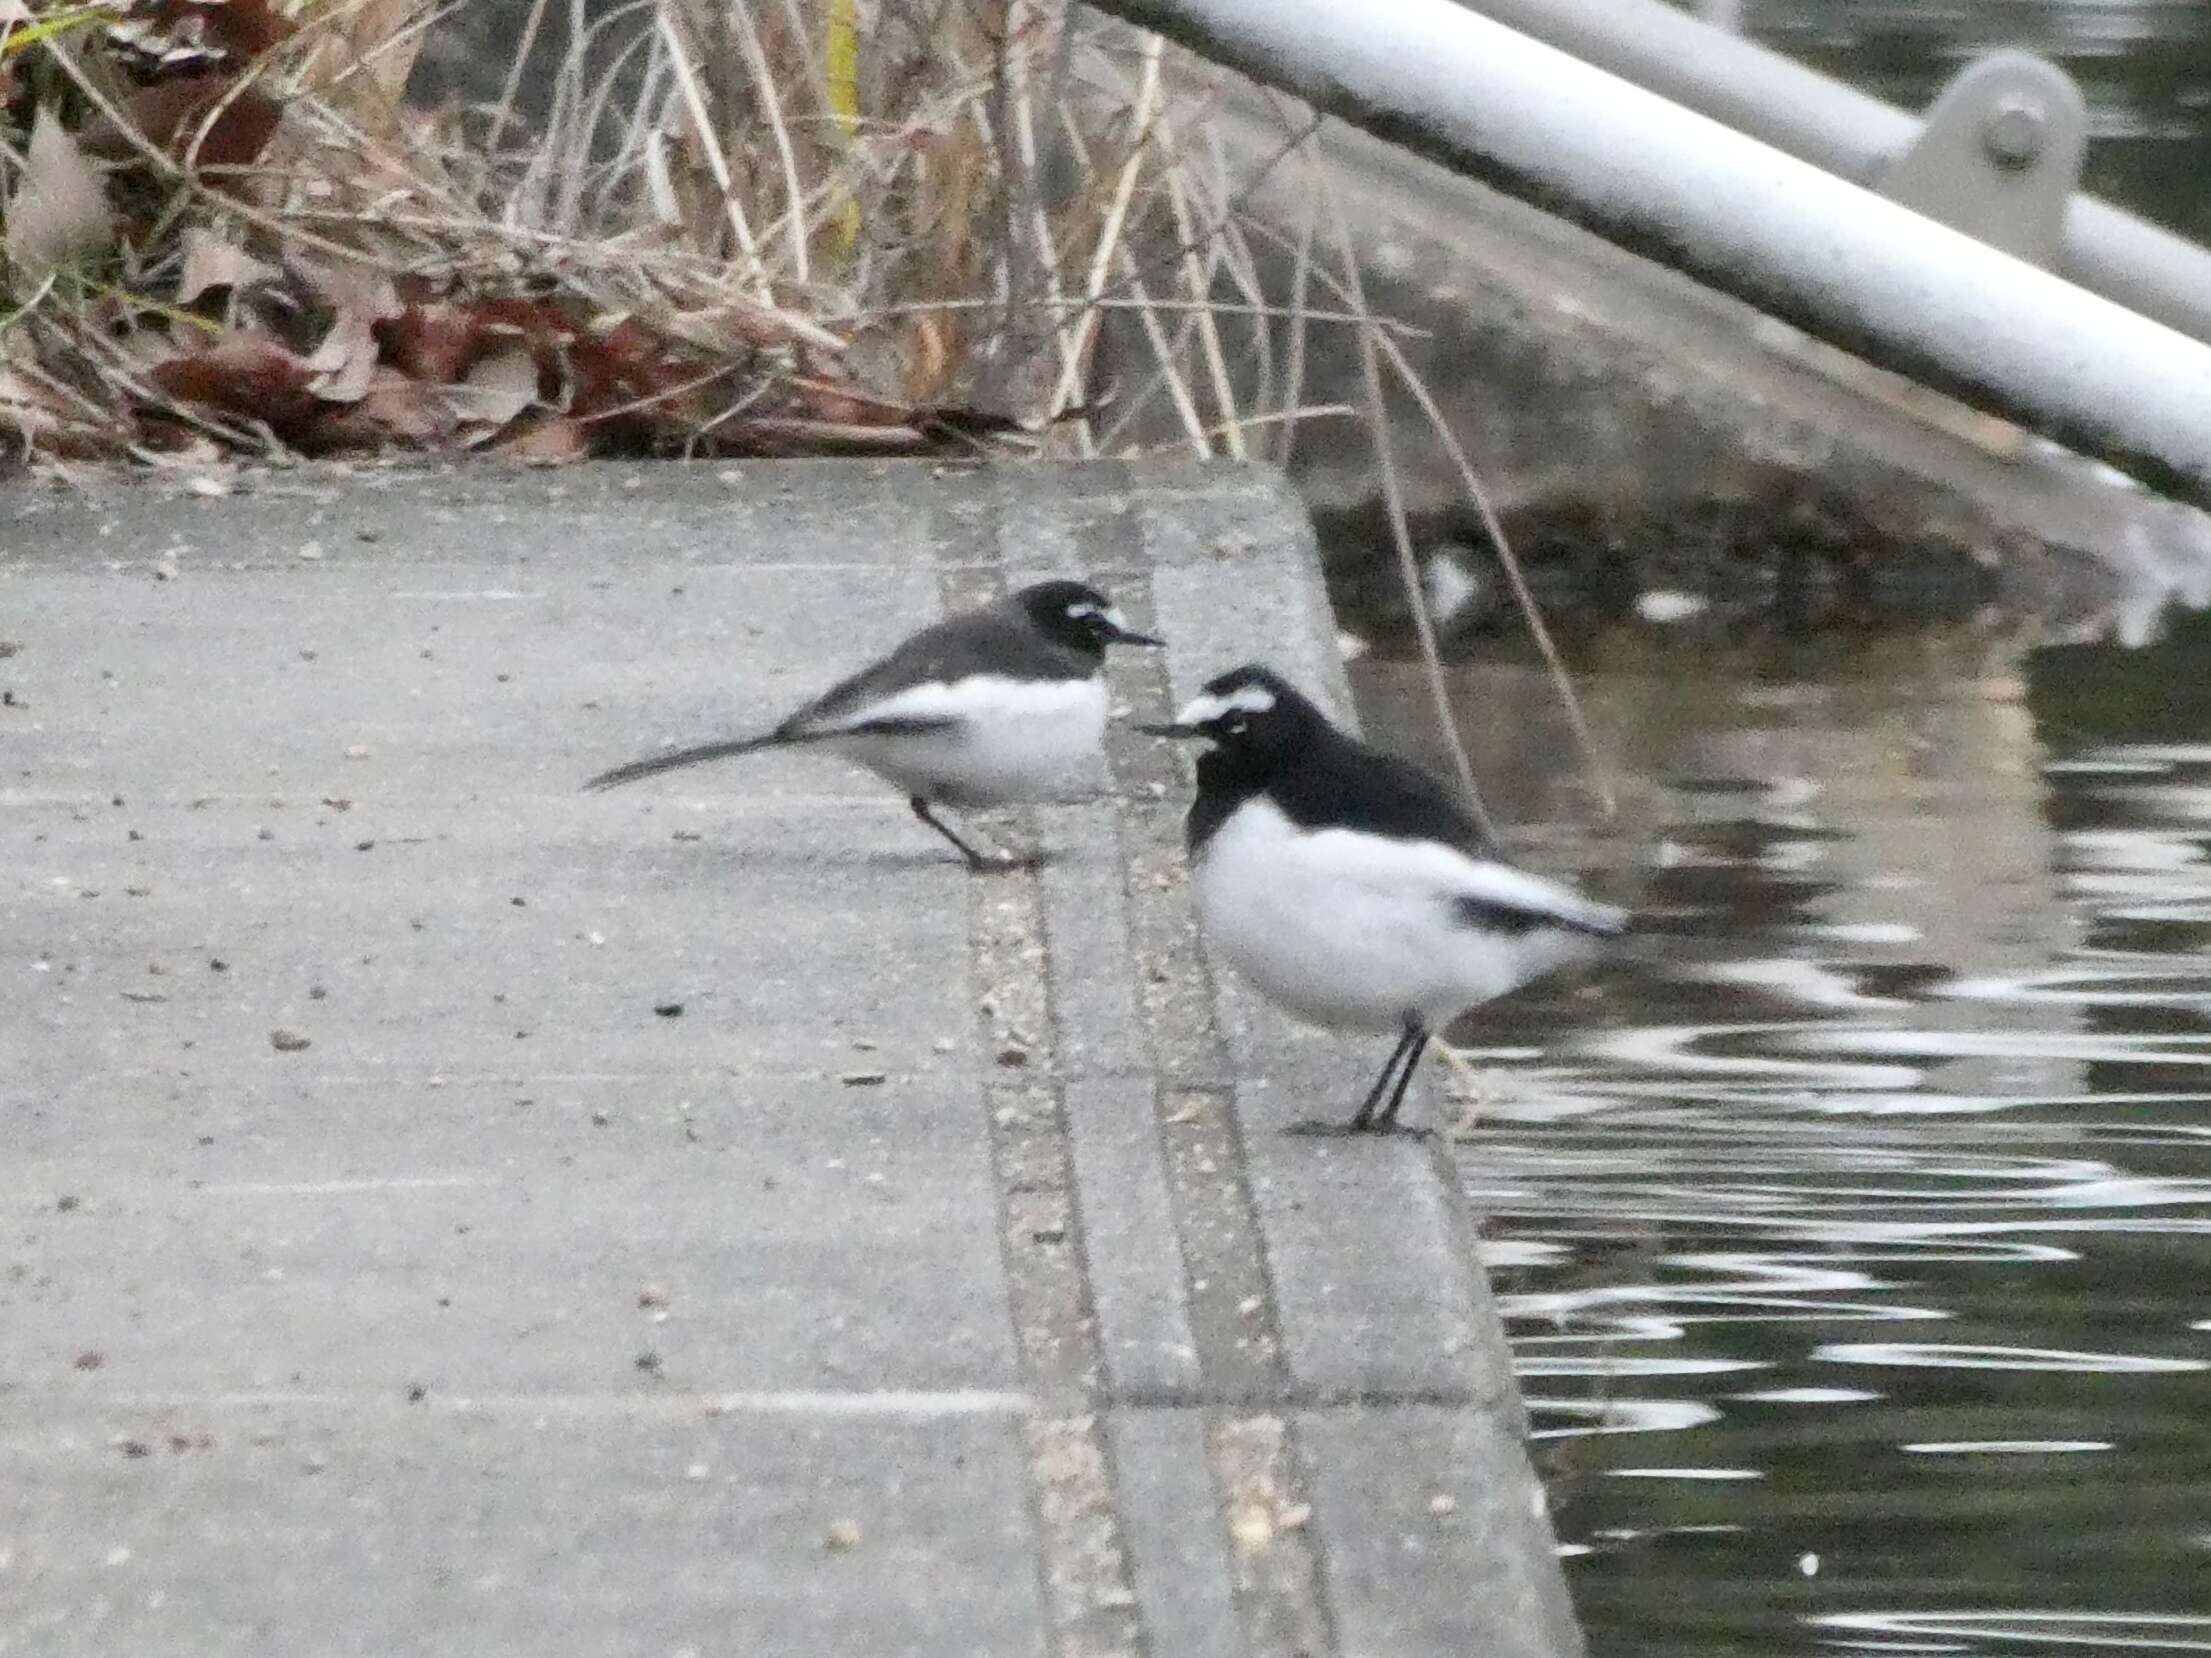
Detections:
1982,94,2052,169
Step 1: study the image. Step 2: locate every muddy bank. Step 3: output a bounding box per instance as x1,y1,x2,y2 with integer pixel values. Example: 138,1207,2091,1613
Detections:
1316,467,2081,647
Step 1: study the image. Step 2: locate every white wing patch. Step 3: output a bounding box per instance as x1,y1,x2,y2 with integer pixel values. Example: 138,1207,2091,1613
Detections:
802,673,1093,735
1448,851,1628,934
1175,682,1278,726
1299,828,1624,933
1291,831,1609,937
796,672,1108,804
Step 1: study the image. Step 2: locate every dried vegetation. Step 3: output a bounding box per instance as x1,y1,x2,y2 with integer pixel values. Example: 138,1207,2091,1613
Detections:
0,0,1349,469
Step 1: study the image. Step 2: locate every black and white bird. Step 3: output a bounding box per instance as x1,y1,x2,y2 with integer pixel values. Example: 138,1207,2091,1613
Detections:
585,580,1162,868
1144,664,1626,1133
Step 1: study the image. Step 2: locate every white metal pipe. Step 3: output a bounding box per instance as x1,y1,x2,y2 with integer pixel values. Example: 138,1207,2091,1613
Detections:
1457,0,2211,345
1465,0,1916,187
1090,0,2211,508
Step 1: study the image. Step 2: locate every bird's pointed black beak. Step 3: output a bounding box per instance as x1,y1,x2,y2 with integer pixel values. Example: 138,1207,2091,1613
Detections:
1110,624,1166,647
1137,720,1202,739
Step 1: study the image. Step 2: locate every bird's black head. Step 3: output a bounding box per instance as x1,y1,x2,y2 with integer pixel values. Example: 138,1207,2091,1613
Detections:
1013,580,1164,656
1138,664,1329,765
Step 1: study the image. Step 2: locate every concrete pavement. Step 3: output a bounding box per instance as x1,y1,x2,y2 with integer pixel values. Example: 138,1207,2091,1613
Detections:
0,459,1583,1657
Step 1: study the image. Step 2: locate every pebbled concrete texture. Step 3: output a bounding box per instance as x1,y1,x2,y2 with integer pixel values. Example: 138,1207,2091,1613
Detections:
1,458,1582,1657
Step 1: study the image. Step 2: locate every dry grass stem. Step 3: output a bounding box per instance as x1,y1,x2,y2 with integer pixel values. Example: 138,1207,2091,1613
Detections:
1296,119,1496,838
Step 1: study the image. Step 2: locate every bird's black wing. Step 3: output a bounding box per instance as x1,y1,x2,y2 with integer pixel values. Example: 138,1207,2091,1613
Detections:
1274,732,1498,856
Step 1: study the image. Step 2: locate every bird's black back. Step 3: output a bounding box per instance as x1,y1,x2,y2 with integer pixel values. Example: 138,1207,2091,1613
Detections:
1190,718,1494,859
781,594,1095,738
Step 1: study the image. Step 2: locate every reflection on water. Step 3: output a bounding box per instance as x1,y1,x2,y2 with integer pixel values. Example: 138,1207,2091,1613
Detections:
1349,612,2211,1658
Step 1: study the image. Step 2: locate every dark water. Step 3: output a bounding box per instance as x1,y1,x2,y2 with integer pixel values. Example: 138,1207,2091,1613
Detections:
1721,0,2211,244
1350,612,2211,1656
1351,9,2211,1650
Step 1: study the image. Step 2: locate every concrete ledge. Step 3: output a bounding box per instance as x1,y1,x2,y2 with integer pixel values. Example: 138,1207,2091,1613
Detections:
1,458,1582,1658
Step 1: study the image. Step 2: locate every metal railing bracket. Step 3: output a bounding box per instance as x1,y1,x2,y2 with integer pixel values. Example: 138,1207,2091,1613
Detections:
1883,51,2087,269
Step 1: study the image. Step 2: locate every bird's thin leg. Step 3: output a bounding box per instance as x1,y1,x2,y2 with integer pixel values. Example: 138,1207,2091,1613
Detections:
1349,1020,1426,1132
909,797,1006,870
1369,1025,1433,1130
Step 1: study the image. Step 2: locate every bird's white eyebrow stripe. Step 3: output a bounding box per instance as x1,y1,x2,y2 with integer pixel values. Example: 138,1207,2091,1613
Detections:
1175,683,1276,724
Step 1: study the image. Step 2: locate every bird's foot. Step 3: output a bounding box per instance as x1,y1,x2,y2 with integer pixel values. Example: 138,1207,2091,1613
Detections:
965,847,1044,874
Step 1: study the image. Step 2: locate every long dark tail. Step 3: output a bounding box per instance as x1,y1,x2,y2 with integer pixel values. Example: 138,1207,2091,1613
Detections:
582,732,785,792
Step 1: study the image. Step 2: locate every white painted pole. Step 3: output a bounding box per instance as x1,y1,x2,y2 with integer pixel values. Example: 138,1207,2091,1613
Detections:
1457,0,2211,345
1092,0,2211,509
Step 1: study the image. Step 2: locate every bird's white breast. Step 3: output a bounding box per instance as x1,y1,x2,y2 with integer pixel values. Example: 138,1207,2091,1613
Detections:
828,673,1107,805
1192,796,1607,1031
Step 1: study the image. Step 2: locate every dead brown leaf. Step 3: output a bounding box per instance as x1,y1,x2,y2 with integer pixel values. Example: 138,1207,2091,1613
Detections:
313,367,457,449
293,0,423,141
112,0,295,67
148,335,320,435
175,228,279,306
95,78,284,178
5,109,114,279
376,301,479,383
473,299,582,379
445,342,539,434
565,318,740,444
378,297,577,389
298,261,402,405
492,414,591,464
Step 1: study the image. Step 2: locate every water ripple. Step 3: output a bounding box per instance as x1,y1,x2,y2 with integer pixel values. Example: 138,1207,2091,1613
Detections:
1812,1342,2207,1374
1813,1612,2211,1652
1900,1440,2112,1455
1372,622,2211,1657
1524,1398,1725,1438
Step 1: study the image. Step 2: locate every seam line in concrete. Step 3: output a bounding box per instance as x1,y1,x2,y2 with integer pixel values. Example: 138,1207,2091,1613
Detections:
938,548,1147,1658
1076,528,1341,1658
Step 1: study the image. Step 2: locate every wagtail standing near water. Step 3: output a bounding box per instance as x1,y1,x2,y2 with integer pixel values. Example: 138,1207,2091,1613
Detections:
586,580,1162,869
1144,664,1625,1132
